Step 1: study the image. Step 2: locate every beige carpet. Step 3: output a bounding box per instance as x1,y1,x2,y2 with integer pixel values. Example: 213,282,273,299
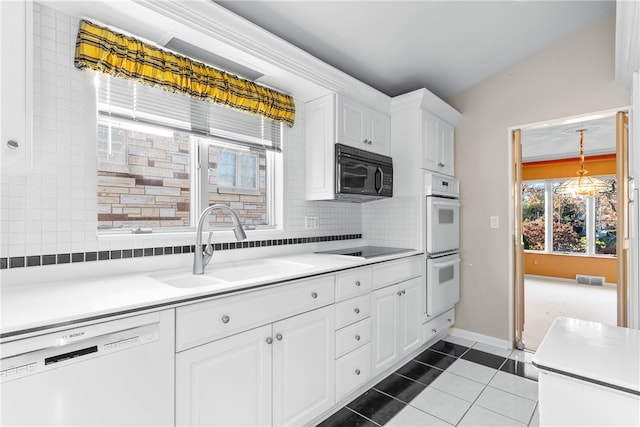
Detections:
522,276,617,351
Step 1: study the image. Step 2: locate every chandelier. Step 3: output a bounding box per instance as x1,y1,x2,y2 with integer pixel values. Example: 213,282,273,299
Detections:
555,128,611,197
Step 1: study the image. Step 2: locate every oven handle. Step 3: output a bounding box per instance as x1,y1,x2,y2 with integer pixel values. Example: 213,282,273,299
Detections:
431,258,461,269
431,199,460,208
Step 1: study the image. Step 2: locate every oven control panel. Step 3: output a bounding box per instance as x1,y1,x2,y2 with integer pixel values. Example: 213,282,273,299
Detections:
425,172,459,197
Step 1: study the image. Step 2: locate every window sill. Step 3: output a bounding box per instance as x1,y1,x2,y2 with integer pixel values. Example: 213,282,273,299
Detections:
97,225,284,242
524,250,617,259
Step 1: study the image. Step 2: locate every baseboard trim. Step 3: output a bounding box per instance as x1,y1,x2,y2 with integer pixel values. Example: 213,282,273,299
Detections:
449,327,511,349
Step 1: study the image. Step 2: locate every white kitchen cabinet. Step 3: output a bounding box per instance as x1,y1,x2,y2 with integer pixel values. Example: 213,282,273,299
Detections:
371,277,423,376
423,308,455,343
272,305,335,427
422,111,455,176
175,274,335,427
305,93,390,201
0,0,33,175
176,325,272,426
336,94,390,156
177,305,335,427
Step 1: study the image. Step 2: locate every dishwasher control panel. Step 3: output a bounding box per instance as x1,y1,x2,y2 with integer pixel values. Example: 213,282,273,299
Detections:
1,323,159,383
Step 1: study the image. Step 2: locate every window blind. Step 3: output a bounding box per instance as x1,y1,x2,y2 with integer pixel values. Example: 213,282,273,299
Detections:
96,74,283,151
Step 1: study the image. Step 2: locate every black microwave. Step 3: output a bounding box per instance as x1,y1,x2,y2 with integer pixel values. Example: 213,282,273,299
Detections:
335,144,393,202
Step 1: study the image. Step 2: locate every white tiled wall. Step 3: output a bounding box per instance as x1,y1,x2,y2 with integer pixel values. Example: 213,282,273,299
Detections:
362,195,422,250
0,4,362,266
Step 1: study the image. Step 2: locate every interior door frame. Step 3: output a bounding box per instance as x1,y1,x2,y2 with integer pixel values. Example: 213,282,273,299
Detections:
507,107,632,348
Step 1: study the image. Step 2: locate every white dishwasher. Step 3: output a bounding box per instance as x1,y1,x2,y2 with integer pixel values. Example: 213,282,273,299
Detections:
1,309,175,426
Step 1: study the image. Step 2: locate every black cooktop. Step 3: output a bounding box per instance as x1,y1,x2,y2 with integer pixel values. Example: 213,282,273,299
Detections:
316,246,414,259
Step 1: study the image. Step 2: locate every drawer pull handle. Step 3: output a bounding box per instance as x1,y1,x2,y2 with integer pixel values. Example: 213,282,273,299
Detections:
354,308,360,314
221,315,230,324
311,291,318,299
355,369,361,375
266,337,273,344
432,328,437,333
355,334,361,341
276,333,283,341
355,280,361,287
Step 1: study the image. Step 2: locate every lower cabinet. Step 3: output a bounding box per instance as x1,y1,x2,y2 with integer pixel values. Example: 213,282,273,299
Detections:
176,305,335,427
371,277,423,376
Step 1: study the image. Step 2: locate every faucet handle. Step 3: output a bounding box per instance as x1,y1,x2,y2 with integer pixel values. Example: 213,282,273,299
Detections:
204,231,214,256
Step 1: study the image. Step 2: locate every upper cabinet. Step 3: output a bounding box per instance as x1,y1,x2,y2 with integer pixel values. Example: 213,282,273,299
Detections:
0,0,33,176
422,111,455,177
336,95,391,156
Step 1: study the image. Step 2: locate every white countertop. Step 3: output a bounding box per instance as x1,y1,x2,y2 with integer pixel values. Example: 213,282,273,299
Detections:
1,251,422,340
533,317,640,393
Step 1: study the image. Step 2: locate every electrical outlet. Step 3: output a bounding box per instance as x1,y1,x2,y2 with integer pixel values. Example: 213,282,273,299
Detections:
305,216,319,230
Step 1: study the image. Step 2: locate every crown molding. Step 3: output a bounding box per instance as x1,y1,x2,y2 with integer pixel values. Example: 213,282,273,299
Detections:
389,88,462,125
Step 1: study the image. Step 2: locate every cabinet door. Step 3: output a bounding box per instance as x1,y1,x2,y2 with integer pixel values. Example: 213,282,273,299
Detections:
1,0,32,175
336,95,366,149
438,120,455,176
366,108,391,156
175,325,272,427
421,112,439,172
399,277,424,357
305,94,336,200
371,284,400,376
272,305,335,427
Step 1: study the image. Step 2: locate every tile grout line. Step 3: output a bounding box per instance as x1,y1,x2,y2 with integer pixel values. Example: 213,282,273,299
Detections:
345,404,383,426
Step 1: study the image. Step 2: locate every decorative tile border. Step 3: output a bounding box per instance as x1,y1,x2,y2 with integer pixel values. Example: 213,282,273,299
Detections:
0,234,362,269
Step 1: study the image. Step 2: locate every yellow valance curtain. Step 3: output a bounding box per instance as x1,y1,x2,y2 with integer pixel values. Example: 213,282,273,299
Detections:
74,19,295,127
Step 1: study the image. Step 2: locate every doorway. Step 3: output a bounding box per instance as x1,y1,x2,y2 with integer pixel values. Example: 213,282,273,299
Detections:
512,110,629,351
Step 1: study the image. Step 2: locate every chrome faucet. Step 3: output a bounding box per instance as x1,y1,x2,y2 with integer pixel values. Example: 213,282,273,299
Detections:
193,204,247,275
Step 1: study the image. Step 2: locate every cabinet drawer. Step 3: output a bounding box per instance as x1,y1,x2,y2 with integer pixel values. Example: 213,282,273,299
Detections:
423,308,455,343
336,343,372,401
176,275,335,352
372,257,422,289
335,318,371,358
335,268,372,301
335,294,371,329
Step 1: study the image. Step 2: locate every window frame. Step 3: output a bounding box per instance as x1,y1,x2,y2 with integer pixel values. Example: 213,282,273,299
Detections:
522,176,617,257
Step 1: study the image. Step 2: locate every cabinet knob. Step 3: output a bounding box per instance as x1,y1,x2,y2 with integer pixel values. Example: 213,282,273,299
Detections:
355,334,361,341
276,333,283,341
432,328,437,333
311,291,318,299
363,139,368,145
355,369,361,375
438,162,445,167
266,337,273,344
221,315,230,324
355,280,361,287
397,291,402,296
447,318,452,323
354,308,360,314
6,140,19,149
402,290,406,295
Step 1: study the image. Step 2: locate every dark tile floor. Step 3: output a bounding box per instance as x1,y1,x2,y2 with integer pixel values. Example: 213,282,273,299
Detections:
317,336,540,427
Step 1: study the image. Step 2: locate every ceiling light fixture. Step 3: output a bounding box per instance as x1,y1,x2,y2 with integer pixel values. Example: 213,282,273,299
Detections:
555,128,611,198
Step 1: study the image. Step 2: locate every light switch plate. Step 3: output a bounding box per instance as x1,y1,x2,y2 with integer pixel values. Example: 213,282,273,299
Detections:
490,216,499,228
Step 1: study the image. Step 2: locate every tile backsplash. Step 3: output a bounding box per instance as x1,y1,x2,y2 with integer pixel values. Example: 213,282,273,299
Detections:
0,3,365,273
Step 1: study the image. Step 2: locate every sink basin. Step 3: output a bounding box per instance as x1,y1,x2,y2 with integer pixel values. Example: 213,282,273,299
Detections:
152,258,315,288
206,258,314,282
151,272,228,289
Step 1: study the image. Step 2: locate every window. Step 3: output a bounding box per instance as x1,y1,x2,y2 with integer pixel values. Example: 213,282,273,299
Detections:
522,177,616,256
96,74,282,232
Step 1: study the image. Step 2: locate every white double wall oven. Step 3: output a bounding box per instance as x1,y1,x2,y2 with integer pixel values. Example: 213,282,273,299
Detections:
425,173,461,317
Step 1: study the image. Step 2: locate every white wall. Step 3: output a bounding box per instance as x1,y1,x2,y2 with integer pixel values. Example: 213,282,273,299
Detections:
0,4,362,283
447,12,629,342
